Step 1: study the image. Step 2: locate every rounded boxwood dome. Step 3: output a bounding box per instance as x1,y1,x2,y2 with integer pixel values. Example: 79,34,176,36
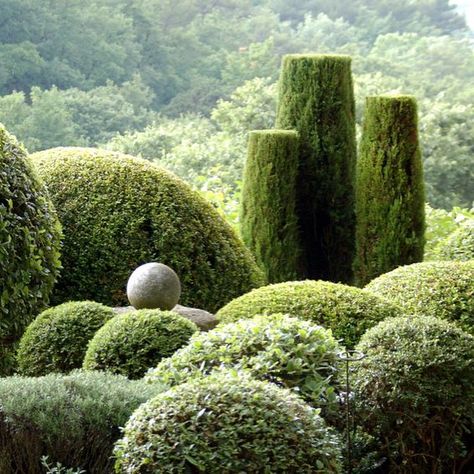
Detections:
0,125,61,374
365,261,474,335
83,309,198,379
436,222,474,262
114,370,342,473
32,147,264,311
215,280,403,348
17,301,115,377
146,313,341,408
352,316,474,472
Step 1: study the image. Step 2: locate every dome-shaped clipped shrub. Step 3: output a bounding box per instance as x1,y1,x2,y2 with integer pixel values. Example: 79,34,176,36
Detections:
146,314,341,408
83,310,198,379
436,222,474,261
0,125,61,374
215,281,403,348
17,301,114,377
352,316,474,472
32,147,264,311
365,261,474,335
114,370,342,473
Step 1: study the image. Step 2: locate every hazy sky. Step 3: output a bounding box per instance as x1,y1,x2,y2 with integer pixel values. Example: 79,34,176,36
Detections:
451,0,474,29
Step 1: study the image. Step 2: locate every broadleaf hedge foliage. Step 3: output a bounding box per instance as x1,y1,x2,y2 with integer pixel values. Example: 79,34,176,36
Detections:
115,370,342,473
0,124,61,374
32,147,264,311
436,221,474,261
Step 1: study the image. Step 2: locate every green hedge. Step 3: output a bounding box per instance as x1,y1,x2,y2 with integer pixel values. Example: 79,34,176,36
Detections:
115,370,342,473
436,222,474,261
17,301,114,376
32,147,264,311
215,280,403,348
352,316,474,472
0,371,165,474
0,124,61,374
365,261,474,335
83,310,197,379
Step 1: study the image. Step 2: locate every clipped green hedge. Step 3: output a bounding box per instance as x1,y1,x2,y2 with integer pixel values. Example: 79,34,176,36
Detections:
216,280,403,348
436,222,474,261
352,316,474,472
17,301,114,377
83,310,197,379
0,371,165,474
32,147,264,311
365,261,474,335
0,124,61,374
115,370,342,473
146,314,340,408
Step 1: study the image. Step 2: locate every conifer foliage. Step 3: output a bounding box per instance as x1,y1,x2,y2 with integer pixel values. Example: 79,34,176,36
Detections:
275,55,357,283
354,96,425,286
240,130,300,282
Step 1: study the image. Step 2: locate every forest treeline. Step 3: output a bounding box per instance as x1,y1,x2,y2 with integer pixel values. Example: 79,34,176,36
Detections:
0,0,473,212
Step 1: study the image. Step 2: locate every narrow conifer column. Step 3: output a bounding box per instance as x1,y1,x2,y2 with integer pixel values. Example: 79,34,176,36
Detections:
240,130,301,283
354,95,425,286
276,54,357,283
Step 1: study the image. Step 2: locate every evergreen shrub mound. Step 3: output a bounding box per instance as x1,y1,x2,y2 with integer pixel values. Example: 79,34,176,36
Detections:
436,222,474,261
354,95,425,286
365,261,474,334
83,309,197,379
17,301,114,377
32,147,264,310
352,316,474,472
276,54,357,283
0,124,61,374
0,371,165,474
240,130,301,283
215,281,403,348
114,370,342,473
146,314,340,408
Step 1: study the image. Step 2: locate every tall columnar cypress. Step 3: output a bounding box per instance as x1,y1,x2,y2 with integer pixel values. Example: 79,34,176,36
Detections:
354,95,425,286
240,130,301,283
276,54,356,283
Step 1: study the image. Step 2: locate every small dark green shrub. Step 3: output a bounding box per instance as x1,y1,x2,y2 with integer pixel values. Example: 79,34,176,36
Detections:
436,222,474,261
17,301,114,376
215,280,403,348
115,370,342,473
0,371,165,474
83,310,197,379
0,124,61,374
146,313,340,408
352,316,474,473
365,261,474,335
32,147,264,311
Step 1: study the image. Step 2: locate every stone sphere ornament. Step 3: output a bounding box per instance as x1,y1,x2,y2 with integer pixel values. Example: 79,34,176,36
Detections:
127,263,181,310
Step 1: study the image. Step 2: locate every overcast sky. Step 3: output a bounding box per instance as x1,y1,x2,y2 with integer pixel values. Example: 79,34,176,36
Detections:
451,0,474,29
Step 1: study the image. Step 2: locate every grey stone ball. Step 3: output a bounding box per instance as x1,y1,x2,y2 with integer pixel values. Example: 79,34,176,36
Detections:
127,263,181,310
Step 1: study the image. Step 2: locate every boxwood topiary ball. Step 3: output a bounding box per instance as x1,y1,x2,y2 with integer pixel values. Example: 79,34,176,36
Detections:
17,301,115,377
365,261,474,335
435,222,474,262
83,309,198,379
114,370,342,473
0,124,61,374
32,147,264,311
215,280,404,348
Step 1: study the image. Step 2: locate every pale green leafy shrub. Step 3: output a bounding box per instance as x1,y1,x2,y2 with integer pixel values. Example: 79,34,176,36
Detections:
435,222,474,261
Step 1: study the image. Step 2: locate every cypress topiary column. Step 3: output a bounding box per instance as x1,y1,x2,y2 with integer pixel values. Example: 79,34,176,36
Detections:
354,95,425,286
276,54,357,283
240,130,301,283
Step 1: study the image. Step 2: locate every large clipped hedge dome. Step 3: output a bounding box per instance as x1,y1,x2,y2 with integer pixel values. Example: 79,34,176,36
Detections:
32,147,264,311
0,125,61,374
216,280,403,348
114,370,342,473
436,222,474,261
365,261,474,335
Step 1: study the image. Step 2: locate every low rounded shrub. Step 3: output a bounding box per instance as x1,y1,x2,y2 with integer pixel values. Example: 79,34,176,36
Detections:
17,301,115,376
215,280,403,348
83,310,198,379
0,370,165,474
146,313,341,408
0,124,61,374
114,370,342,473
352,316,474,472
436,222,474,261
365,261,474,334
32,147,264,311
